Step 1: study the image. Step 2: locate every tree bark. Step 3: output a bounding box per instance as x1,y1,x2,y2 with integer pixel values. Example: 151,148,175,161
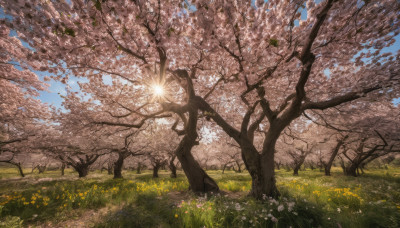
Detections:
293,166,300,175
168,155,177,178
241,140,279,199
344,163,358,177
275,162,281,170
108,161,114,175
324,136,347,176
113,153,124,179
169,158,177,178
61,163,65,176
235,161,242,173
222,163,229,174
75,165,89,178
174,107,219,193
153,165,160,178
136,163,142,174
37,165,46,174
15,162,25,177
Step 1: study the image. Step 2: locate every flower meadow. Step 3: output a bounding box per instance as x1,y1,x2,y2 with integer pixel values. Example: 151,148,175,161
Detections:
0,168,400,227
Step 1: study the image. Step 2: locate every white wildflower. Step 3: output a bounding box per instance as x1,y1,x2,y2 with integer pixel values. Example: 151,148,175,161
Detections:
262,194,267,200
287,202,295,212
337,208,341,213
235,203,241,211
277,204,284,212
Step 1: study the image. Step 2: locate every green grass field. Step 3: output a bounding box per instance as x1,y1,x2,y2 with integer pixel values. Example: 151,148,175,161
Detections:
1,167,400,227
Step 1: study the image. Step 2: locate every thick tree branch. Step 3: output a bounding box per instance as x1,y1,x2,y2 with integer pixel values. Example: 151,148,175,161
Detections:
302,85,381,110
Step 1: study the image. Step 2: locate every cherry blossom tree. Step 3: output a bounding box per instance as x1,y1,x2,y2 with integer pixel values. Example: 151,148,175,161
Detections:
306,100,400,176
318,134,348,176
191,0,400,198
142,123,180,178
0,151,26,177
2,0,399,199
0,24,52,176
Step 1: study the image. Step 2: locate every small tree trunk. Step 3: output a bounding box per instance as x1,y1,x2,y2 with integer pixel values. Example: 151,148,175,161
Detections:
169,156,177,178
169,162,177,178
293,166,300,175
324,136,347,176
236,161,242,173
360,163,365,174
38,165,46,174
113,153,124,179
15,162,25,177
344,163,358,177
153,165,160,178
107,162,114,175
222,164,227,174
136,163,142,174
75,165,89,178
61,163,65,176
324,164,331,176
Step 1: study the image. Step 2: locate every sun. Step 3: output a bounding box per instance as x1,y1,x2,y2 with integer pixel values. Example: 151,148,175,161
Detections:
152,84,165,97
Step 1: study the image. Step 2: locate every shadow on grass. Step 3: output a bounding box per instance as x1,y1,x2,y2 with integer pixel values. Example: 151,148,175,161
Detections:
95,193,178,228
95,191,328,228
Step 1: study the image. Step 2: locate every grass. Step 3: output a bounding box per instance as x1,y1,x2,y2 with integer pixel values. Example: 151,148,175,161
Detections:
0,167,400,227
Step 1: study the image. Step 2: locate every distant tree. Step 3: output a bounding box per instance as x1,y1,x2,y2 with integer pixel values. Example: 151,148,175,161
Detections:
0,151,25,177
341,131,399,176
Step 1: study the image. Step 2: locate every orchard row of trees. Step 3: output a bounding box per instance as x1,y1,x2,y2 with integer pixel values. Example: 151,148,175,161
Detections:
1,121,399,179
1,0,399,199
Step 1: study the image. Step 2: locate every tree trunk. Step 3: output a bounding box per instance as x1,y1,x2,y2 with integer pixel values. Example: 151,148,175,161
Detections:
37,165,46,174
241,141,279,199
293,166,300,175
222,164,227,174
235,161,242,173
113,153,124,179
344,164,358,177
275,162,281,170
324,165,331,176
107,162,114,175
153,165,160,178
75,165,89,178
324,136,347,176
177,147,219,192
174,107,219,193
15,162,25,177
61,163,65,176
136,162,142,174
169,156,177,178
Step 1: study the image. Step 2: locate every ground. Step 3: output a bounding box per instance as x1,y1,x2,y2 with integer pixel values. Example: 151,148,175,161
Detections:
0,167,400,227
